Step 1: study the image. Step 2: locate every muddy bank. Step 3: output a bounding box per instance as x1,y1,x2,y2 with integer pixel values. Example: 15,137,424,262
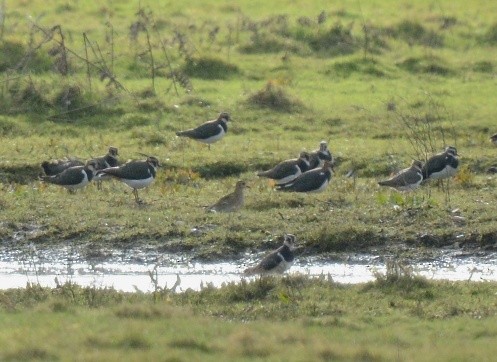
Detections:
2,221,497,263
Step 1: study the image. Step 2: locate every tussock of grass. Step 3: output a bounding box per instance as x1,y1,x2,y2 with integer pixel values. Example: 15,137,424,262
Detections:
239,32,309,54
183,57,239,79
397,56,453,75
327,57,390,78
3,348,57,362
246,81,303,112
192,160,247,179
392,20,444,47
484,22,497,44
169,338,213,353
0,39,52,73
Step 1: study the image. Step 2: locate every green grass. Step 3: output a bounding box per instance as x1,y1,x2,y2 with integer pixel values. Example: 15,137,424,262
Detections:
2,0,497,359
1,278,497,360
1,0,497,256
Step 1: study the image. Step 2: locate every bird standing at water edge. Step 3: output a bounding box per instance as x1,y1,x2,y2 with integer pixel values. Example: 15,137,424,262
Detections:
176,112,230,149
244,234,297,276
96,156,160,204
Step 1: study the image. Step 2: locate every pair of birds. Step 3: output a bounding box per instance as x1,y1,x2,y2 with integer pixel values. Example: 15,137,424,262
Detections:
378,146,459,191
257,141,335,193
41,147,160,203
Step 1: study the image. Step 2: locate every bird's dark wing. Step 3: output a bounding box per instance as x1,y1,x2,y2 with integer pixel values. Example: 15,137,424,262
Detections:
277,169,328,192
43,166,85,185
177,120,221,139
101,161,151,180
258,160,298,179
256,251,283,271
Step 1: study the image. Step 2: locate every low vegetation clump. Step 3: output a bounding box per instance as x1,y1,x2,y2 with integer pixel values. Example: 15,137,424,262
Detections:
246,81,304,112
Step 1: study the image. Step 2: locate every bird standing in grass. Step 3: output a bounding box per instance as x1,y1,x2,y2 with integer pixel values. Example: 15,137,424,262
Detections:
40,160,98,192
257,151,311,185
308,140,333,169
96,156,160,204
244,234,297,276
89,146,119,190
41,157,84,176
207,180,248,213
176,112,230,149
276,160,333,193
378,160,423,191
422,146,459,181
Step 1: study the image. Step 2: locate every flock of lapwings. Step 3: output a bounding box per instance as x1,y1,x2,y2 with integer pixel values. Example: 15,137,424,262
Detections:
39,112,463,275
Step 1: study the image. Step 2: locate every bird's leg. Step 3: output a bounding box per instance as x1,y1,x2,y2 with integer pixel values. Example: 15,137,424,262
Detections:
133,189,141,204
97,180,102,191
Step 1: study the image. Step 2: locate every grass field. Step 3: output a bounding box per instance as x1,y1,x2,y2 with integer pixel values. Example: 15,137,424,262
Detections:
2,0,497,359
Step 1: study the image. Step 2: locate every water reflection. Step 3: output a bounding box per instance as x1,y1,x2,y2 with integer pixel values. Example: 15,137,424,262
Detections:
0,246,496,292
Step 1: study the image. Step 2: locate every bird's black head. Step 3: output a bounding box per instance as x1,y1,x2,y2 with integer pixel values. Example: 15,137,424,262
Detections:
299,151,310,161
108,146,119,156
283,234,297,249
445,146,457,156
147,156,160,168
218,112,230,123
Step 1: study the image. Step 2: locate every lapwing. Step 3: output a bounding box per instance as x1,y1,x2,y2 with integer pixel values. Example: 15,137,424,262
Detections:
490,133,497,146
41,157,84,176
176,112,230,149
243,234,296,276
308,141,333,169
378,160,423,191
257,152,311,185
276,160,333,193
422,146,459,181
90,146,120,190
40,160,98,192
207,180,248,213
97,156,159,203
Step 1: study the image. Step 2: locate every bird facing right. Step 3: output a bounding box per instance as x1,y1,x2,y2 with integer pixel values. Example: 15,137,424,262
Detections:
422,146,459,181
257,151,311,185
276,160,333,193
176,112,230,149
96,156,160,203
378,160,423,191
244,234,297,276
308,140,333,169
40,159,98,192
207,180,248,213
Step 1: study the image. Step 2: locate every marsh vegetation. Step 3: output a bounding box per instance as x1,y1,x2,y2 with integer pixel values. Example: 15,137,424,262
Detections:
2,0,497,359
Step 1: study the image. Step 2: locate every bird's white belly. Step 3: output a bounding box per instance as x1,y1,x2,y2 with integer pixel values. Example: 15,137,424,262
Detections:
66,172,89,190
122,176,154,189
276,169,301,185
308,179,329,193
429,166,457,180
199,126,225,144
